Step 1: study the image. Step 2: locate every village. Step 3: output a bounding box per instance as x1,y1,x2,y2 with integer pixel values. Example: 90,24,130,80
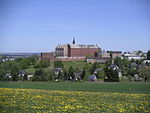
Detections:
0,39,150,83
1,0,150,112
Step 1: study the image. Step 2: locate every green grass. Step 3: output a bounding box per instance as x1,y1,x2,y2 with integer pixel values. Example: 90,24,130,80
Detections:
0,82,150,94
63,60,90,69
26,60,91,74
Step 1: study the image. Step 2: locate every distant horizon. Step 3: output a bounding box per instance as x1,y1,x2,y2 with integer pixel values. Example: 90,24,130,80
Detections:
0,38,150,53
0,0,150,53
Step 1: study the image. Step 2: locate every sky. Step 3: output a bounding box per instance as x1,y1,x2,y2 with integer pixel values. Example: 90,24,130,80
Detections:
0,0,150,53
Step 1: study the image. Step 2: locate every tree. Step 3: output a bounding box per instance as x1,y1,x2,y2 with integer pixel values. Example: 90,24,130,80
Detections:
104,67,119,82
147,50,150,60
0,63,8,81
109,51,113,58
94,51,99,57
127,68,138,77
23,73,28,81
81,68,85,80
114,57,122,68
138,67,150,77
20,58,30,69
54,60,64,68
39,60,50,68
34,60,50,68
68,66,74,79
63,69,68,80
121,58,130,67
29,55,38,65
44,69,53,81
33,68,45,81
105,59,112,68
11,63,19,81
137,50,142,55
90,63,97,74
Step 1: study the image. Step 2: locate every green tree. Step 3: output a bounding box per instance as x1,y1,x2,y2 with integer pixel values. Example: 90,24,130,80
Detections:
127,68,138,77
33,68,45,81
35,60,50,68
81,68,85,80
147,50,150,60
90,63,97,74
109,51,113,58
121,58,130,67
44,69,53,81
39,60,50,68
138,67,150,77
54,60,64,68
68,66,74,78
63,69,68,80
114,57,122,68
29,55,38,65
105,59,112,67
104,67,119,82
11,63,19,81
23,73,28,81
20,58,30,69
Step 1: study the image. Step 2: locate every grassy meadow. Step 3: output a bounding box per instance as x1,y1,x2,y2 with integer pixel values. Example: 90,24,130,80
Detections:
25,60,94,79
0,82,150,113
0,87,150,113
0,82,150,94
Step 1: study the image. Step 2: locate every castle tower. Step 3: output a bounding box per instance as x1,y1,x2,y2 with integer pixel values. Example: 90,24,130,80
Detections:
73,38,75,44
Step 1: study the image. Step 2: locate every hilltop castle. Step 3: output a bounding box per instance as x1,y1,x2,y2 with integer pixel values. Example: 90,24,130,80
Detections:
40,38,101,61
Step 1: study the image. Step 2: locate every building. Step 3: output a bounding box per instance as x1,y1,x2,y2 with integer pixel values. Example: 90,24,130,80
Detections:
107,51,122,58
123,52,144,60
40,52,55,61
102,51,110,58
40,39,101,61
128,56,143,60
70,44,100,57
55,44,71,57
55,39,100,58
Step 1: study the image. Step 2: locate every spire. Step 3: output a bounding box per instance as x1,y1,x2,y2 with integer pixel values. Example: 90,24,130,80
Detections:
73,37,75,44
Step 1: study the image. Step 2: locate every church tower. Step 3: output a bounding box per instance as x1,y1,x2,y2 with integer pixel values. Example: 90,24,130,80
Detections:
73,38,75,44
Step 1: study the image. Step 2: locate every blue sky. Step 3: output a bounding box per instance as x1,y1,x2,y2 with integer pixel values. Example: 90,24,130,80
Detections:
0,0,150,53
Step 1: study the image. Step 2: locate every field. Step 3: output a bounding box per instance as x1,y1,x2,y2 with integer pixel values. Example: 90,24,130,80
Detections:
0,82,150,94
0,82,150,113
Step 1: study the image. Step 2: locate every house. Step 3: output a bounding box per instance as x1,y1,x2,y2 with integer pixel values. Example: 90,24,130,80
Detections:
109,64,119,70
130,62,138,69
5,73,12,78
19,70,26,77
128,56,143,60
53,68,63,80
102,51,110,58
73,71,82,81
143,60,150,66
123,52,144,60
109,64,122,78
88,75,97,81
107,51,122,58
28,75,33,80
94,68,103,75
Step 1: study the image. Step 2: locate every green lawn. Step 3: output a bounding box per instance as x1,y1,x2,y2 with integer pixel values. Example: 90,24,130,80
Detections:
26,60,92,75
0,82,150,94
